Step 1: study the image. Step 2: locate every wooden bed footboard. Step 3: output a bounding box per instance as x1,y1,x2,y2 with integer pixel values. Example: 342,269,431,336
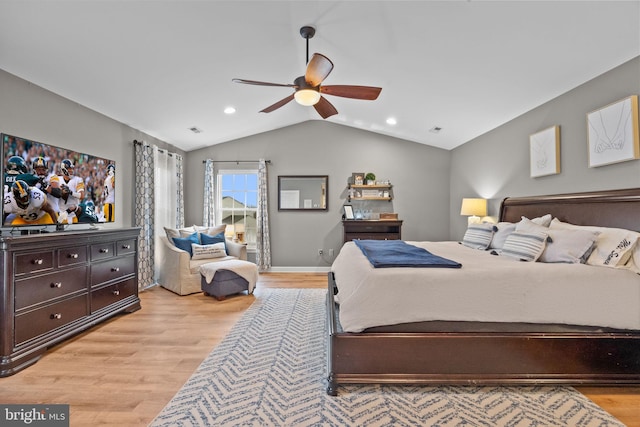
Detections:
327,273,640,396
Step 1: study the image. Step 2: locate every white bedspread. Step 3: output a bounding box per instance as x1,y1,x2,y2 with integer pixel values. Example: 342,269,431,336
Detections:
332,241,640,333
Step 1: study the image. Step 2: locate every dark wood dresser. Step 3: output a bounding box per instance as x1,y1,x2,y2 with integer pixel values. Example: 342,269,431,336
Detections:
0,228,141,377
342,219,403,242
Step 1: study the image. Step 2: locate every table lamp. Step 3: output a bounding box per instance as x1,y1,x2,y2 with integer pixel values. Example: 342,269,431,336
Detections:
460,198,487,225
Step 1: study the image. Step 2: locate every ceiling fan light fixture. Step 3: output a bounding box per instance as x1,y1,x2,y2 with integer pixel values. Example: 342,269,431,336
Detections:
294,89,321,106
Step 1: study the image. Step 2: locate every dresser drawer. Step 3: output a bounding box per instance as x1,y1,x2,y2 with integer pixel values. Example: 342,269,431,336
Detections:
345,233,400,241
90,242,115,261
15,294,89,345
344,224,401,233
58,245,88,267
116,239,136,256
90,255,136,286
15,250,54,276
91,278,137,312
15,266,88,310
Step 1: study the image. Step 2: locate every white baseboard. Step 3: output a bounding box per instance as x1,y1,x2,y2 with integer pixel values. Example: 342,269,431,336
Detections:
265,266,331,273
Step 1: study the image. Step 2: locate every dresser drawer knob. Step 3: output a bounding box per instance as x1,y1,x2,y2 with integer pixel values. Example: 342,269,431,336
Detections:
122,244,131,249
99,248,109,253
69,253,79,259
33,259,44,265
112,290,120,296
51,282,62,288
111,267,120,272
50,313,62,320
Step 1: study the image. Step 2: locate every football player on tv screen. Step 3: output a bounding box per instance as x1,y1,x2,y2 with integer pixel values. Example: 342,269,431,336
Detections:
3,180,59,226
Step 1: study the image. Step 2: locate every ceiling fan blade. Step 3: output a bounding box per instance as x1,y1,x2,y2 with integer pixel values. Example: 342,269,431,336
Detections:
233,78,296,88
313,96,338,119
260,94,295,113
320,85,382,100
305,53,334,87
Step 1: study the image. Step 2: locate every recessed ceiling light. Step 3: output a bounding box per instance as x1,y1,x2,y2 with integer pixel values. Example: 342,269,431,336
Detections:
224,106,236,114
386,117,397,125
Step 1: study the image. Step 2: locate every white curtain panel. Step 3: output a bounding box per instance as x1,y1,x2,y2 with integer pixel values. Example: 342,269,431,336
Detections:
153,147,179,279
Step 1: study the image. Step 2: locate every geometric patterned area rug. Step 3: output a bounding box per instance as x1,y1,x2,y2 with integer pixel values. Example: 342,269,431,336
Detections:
149,289,624,427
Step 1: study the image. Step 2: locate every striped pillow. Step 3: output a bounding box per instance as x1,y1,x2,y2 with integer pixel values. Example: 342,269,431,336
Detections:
462,223,497,250
501,231,549,262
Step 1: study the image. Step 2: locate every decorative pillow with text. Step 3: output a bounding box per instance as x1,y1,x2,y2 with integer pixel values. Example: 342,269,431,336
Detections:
191,242,227,260
550,218,639,268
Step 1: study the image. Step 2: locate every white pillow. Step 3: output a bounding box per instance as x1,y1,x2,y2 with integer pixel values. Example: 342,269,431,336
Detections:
522,214,552,227
500,230,548,262
489,222,516,250
194,224,227,236
516,217,549,233
550,219,639,268
538,228,599,264
191,242,227,260
164,226,196,240
461,223,497,250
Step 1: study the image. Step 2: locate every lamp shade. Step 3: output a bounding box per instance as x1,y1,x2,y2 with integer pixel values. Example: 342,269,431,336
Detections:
294,89,321,106
460,198,487,217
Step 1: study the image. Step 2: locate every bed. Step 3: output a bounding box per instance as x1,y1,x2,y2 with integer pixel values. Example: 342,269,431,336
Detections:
326,187,640,396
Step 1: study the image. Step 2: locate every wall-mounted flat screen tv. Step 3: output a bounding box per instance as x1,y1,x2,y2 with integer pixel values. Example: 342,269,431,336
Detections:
2,133,115,230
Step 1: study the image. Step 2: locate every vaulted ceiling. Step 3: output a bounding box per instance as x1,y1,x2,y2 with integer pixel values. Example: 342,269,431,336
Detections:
1,1,638,152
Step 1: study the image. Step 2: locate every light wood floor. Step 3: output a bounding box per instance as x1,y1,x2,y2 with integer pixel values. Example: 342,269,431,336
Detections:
0,272,637,426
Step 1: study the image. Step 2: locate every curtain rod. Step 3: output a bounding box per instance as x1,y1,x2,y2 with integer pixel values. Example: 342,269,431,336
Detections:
133,140,177,157
202,159,271,164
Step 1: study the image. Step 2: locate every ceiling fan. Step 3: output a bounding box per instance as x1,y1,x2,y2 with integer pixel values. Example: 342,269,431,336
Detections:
232,26,382,119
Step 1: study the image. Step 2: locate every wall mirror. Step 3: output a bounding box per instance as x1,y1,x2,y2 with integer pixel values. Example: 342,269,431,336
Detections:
278,175,328,211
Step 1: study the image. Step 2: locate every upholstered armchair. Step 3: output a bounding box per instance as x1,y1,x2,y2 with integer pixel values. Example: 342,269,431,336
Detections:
157,226,247,296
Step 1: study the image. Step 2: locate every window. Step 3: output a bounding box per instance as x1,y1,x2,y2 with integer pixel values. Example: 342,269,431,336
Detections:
217,169,258,249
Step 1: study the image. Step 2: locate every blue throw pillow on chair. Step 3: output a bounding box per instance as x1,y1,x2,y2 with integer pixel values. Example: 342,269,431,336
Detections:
172,232,200,257
200,232,227,252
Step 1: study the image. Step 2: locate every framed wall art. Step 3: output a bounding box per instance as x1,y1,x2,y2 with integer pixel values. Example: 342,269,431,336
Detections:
351,172,364,185
587,95,639,168
530,125,560,177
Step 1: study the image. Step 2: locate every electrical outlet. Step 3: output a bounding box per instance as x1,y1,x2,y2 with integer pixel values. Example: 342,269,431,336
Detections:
329,249,334,256
318,249,324,256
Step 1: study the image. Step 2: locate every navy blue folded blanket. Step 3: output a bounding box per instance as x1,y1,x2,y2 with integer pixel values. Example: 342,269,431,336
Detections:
354,239,462,268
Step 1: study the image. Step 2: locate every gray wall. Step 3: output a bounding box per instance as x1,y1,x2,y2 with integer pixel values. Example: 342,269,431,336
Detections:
184,121,451,269
0,69,183,229
450,56,640,240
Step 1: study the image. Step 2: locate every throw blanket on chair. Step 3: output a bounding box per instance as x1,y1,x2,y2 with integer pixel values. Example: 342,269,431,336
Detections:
354,239,462,268
199,260,258,293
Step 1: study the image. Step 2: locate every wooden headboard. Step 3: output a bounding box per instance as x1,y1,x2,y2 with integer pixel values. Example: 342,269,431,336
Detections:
499,188,640,232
